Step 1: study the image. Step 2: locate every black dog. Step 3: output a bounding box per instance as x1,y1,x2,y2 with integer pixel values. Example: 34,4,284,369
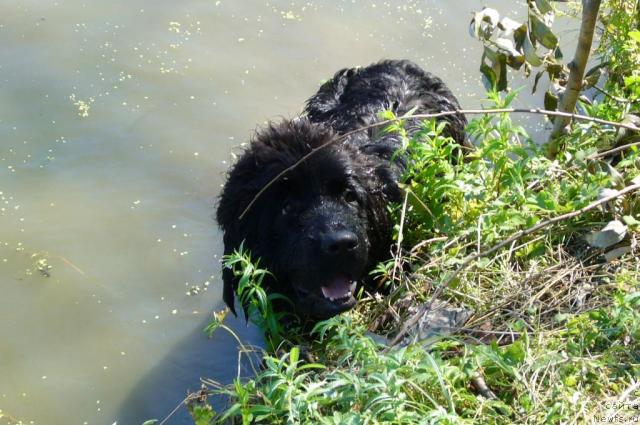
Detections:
217,60,467,319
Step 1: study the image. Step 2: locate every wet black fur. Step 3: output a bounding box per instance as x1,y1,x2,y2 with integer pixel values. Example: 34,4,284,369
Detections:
216,60,467,319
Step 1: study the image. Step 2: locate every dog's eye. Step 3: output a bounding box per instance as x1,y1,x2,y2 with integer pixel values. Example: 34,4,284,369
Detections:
282,203,294,215
343,190,358,204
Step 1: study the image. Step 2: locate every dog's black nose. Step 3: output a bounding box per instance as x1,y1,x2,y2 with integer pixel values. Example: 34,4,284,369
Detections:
321,230,359,254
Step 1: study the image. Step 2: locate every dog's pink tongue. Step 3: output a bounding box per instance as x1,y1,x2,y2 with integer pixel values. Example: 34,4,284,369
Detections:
321,277,353,299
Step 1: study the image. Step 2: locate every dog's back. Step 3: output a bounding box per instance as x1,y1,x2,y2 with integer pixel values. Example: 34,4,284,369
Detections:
304,59,467,145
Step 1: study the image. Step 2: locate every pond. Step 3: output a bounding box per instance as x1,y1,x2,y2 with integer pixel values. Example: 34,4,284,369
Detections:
0,1,575,423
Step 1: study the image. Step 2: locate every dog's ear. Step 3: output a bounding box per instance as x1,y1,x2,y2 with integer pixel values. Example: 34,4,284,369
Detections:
305,66,361,121
216,125,283,318
217,150,262,318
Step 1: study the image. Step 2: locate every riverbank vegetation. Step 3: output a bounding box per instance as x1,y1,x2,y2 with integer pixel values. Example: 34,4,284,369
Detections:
177,1,639,424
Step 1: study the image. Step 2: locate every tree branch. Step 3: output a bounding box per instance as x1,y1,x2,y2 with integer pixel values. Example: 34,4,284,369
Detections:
548,0,602,157
588,136,640,160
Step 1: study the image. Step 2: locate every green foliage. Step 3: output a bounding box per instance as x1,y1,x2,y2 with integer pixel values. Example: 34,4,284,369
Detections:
396,88,625,255
599,0,640,94
470,2,563,93
202,278,639,424
205,243,293,352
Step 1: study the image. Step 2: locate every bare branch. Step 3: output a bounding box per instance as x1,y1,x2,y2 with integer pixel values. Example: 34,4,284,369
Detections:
588,136,640,160
592,85,636,103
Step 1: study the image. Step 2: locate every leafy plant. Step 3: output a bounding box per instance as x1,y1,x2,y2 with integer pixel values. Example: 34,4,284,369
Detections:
206,243,294,352
470,1,563,93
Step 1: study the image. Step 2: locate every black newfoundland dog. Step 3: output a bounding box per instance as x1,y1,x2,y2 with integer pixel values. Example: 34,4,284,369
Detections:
217,60,467,320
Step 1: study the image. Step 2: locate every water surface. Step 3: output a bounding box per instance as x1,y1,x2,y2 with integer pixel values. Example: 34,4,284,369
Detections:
0,1,574,423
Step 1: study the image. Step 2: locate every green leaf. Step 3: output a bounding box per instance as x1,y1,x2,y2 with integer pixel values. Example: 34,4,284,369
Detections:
503,340,526,365
523,32,543,67
529,11,558,49
494,54,508,91
219,403,242,423
584,69,602,88
480,61,497,91
471,7,500,40
624,75,640,93
535,0,553,14
546,63,565,79
544,90,558,111
532,70,545,93
378,110,396,121
534,191,557,210
504,87,522,107
629,30,640,43
289,346,300,365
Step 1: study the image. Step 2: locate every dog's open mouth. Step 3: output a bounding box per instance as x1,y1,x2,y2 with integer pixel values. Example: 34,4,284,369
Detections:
293,275,358,318
320,276,357,303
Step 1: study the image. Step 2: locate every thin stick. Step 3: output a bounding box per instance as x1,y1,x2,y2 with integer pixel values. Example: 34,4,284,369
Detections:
60,256,86,275
385,181,640,349
410,236,448,254
237,108,640,220
391,191,410,283
592,85,634,103
471,373,498,400
588,136,640,160
158,396,189,425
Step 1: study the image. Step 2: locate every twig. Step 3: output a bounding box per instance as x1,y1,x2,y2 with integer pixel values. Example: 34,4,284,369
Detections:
60,256,86,275
237,108,640,220
391,191,410,283
588,135,640,160
410,236,448,254
445,326,523,336
158,396,190,425
592,85,634,103
385,180,640,349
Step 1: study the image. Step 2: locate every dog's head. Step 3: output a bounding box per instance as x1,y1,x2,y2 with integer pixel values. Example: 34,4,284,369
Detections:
216,118,401,319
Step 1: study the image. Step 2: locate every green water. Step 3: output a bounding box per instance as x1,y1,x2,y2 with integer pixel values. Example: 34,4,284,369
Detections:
0,1,572,423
